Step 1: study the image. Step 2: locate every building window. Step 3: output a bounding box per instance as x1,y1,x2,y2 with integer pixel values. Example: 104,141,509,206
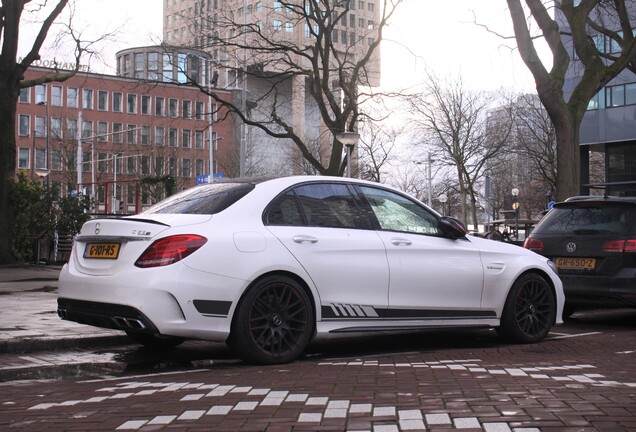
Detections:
169,127,178,146
35,85,46,104
82,89,93,109
98,90,108,111
196,159,204,176
35,116,46,137
626,83,636,105
141,125,150,145
148,52,159,80
127,124,137,144
18,148,30,169
98,152,108,174
156,97,165,116
18,115,30,136
195,101,204,120
35,148,46,170
606,85,625,107
169,157,177,176
169,98,178,117
141,155,151,175
112,92,123,112
155,156,164,175
182,159,192,178
18,88,29,103
162,54,173,82
97,121,108,142
67,88,78,108
182,129,191,148
141,95,151,115
51,118,62,139
51,86,62,106
82,120,93,139
274,20,282,31
82,152,91,172
67,152,76,172
195,131,204,148
286,22,294,32
127,156,137,174
182,100,191,118
134,52,145,78
127,94,137,114
113,123,123,144
155,127,165,146
51,150,62,171
67,119,78,140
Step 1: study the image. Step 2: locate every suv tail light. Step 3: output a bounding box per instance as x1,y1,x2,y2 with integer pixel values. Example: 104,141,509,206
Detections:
602,239,636,253
135,235,208,268
523,237,544,251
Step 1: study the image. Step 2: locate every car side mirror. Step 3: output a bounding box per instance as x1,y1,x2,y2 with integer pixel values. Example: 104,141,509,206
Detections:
439,216,467,239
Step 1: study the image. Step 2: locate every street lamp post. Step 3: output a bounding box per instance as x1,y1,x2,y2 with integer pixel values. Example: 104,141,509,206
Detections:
336,132,360,177
511,187,520,241
438,193,448,216
414,152,434,207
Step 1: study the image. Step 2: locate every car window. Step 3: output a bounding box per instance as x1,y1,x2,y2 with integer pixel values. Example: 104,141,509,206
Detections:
143,183,255,215
359,186,441,235
537,204,636,235
265,191,305,226
266,183,367,229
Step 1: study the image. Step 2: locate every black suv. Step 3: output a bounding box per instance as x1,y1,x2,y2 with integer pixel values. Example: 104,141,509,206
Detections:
524,196,636,316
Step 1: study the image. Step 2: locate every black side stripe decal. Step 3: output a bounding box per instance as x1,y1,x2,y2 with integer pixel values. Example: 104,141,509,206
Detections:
321,304,496,320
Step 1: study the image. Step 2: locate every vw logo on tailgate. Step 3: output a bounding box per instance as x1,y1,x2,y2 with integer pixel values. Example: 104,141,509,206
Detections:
565,242,577,253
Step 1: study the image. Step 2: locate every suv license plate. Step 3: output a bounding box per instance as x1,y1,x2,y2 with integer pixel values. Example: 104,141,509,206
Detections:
555,257,595,270
84,243,121,259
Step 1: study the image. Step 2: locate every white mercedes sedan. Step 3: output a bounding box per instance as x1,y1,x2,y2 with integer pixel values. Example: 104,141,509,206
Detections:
58,176,564,364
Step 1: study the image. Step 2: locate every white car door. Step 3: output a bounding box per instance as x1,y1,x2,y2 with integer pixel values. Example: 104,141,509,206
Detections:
358,186,485,317
265,183,390,320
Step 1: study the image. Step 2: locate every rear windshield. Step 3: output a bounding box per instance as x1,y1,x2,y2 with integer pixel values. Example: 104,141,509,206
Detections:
142,183,255,215
536,203,636,235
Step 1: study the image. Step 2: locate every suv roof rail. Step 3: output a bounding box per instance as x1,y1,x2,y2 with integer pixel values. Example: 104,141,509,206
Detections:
563,195,636,203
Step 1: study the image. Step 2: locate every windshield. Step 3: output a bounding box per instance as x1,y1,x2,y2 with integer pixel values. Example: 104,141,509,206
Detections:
142,183,255,215
536,203,636,235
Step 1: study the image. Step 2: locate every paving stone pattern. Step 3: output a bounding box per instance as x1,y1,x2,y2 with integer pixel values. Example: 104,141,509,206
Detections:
2,337,636,432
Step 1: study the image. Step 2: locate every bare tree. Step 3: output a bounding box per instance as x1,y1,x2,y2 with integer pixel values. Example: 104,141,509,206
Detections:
505,0,636,200
406,74,513,228
357,117,401,183
173,0,403,176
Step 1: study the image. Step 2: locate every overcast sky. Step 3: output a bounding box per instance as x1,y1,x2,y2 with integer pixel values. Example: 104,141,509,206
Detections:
21,0,540,93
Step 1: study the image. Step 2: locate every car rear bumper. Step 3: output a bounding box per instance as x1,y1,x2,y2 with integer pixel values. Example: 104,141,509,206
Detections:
560,270,636,308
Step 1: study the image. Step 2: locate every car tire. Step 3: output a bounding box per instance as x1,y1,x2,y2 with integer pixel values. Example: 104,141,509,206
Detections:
228,275,314,365
497,273,556,343
125,331,185,349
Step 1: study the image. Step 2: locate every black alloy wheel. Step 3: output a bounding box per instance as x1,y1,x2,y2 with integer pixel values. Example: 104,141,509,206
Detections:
229,275,314,364
497,273,556,343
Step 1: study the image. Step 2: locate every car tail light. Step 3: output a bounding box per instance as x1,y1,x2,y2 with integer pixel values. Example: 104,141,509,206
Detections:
523,237,544,251
602,239,636,253
135,235,207,268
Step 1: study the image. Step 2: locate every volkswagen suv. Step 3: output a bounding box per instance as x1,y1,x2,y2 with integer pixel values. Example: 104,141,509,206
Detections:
524,196,636,317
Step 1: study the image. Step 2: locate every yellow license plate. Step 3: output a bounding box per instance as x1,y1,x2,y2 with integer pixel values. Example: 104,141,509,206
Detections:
84,243,121,259
555,257,596,270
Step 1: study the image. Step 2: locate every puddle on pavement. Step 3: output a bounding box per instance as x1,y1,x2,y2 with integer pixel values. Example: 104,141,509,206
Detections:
0,341,238,384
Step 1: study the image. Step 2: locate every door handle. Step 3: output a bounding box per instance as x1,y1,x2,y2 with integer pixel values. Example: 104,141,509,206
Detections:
293,235,318,244
391,238,412,246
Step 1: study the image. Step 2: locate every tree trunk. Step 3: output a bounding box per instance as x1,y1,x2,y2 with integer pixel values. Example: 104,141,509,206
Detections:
554,112,581,201
0,75,20,263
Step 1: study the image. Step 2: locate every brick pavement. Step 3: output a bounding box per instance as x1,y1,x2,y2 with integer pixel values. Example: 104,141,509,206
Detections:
1,325,635,431
0,265,635,431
